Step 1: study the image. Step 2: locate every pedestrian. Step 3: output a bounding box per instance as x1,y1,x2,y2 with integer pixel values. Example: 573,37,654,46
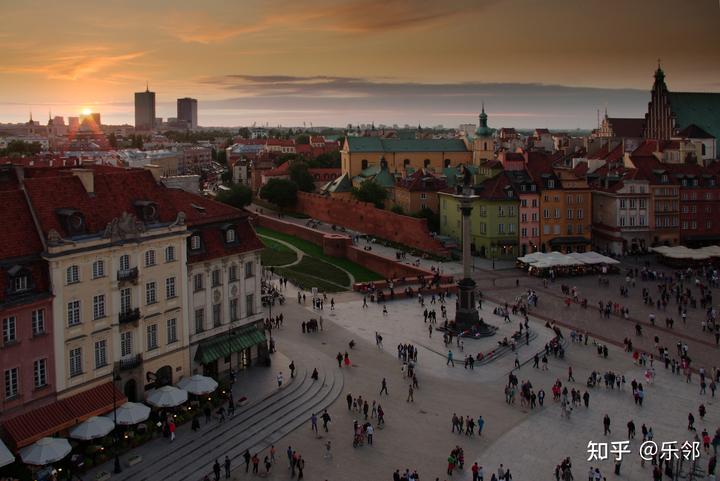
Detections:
477,415,484,436
447,350,455,367
224,456,231,479
568,366,575,382
243,449,251,473
603,414,611,435
324,441,332,459
213,459,221,481
366,424,374,445
252,453,259,474
321,410,331,432
277,371,283,388
204,404,212,424
264,456,271,474
407,384,414,402
297,455,305,479
380,378,389,395
289,361,295,378
346,393,352,409
310,412,318,435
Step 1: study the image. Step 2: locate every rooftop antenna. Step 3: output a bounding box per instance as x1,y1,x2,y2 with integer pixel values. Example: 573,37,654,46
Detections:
146,81,149,92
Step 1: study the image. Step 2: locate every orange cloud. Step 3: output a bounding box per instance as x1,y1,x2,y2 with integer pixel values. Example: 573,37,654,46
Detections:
1,50,147,81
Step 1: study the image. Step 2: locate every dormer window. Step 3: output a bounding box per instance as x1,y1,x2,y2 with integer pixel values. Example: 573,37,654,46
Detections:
226,229,236,243
547,180,555,189
56,208,86,236
8,266,31,294
190,234,201,251
14,276,28,292
661,174,668,183
134,200,158,223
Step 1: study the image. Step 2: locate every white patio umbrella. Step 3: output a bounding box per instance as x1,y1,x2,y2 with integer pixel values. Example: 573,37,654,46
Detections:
176,374,218,395
0,439,14,468
69,416,115,441
19,437,71,466
145,386,188,408
105,402,151,426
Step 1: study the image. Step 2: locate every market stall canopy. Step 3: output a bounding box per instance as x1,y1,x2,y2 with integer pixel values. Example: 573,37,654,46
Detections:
650,245,718,260
1,382,126,449
69,416,115,441
145,386,188,408
19,437,71,466
176,374,218,396
518,250,620,268
105,402,151,426
566,252,620,265
0,439,14,468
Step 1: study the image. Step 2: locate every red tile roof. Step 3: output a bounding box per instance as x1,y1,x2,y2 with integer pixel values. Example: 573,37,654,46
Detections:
2,382,126,449
397,169,447,192
474,172,517,200
0,189,43,259
606,118,645,138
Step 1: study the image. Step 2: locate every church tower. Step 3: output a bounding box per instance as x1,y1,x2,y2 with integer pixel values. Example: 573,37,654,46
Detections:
644,61,674,140
472,104,495,164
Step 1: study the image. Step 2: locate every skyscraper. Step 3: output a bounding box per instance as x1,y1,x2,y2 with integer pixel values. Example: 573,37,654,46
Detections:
177,97,198,129
134,85,156,131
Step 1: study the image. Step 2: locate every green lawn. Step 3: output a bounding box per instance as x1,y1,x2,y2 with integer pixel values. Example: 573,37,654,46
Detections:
260,237,298,266
256,226,383,282
290,257,350,286
274,267,346,293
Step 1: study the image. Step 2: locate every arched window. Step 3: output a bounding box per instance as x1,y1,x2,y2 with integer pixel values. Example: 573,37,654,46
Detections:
483,142,488,150
361,159,369,170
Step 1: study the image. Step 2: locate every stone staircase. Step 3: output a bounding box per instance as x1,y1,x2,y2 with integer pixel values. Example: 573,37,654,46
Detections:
99,364,344,481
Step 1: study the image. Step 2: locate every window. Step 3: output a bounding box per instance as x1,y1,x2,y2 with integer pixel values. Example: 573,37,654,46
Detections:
547,180,555,189
508,206,515,216
32,309,45,335
681,205,689,214
246,294,255,316
166,277,176,299
66,265,79,284
92,260,105,279
94,340,107,369
165,246,176,262
13,275,29,293
629,216,635,226
120,288,131,314
147,324,158,350
480,222,487,234
707,221,712,230
69,347,82,377
619,216,626,227
195,309,205,333
521,228,528,238
4,368,18,398
508,223,515,234
498,206,505,217
543,209,550,219
531,199,538,207
2,316,17,344
34,359,47,388
531,227,539,237
229,299,238,321
531,213,538,222
244,262,254,279
190,235,201,250
120,332,132,357
167,318,178,344
639,215,646,226
144,250,156,267
691,221,697,230
543,225,550,235
193,273,204,291
553,224,560,234
576,224,583,234
479,206,487,217
521,199,527,207
145,282,157,305
212,269,221,287
229,265,237,282
639,199,646,209
226,229,236,243
119,254,130,271
67,300,81,326
577,209,583,220
566,195,573,204
521,214,527,222
497,223,504,234
566,224,573,235
567,209,573,220
92,294,106,320
554,208,560,219
213,304,222,327
629,199,636,209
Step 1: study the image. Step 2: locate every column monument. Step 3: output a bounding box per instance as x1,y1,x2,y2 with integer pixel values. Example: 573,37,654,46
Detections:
452,166,496,337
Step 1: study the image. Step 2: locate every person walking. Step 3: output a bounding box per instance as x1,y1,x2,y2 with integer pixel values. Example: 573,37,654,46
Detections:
224,456,231,479
380,378,389,396
568,366,575,382
252,453,260,474
289,361,296,378
324,441,332,459
213,460,221,481
407,384,414,402
447,350,455,367
277,371,284,388
321,410,331,432
297,455,305,479
243,449,251,473
310,413,318,436
603,414,611,435
366,424,374,445
168,420,176,442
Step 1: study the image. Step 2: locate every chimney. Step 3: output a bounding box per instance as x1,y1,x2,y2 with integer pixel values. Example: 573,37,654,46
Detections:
71,168,94,194
144,164,163,182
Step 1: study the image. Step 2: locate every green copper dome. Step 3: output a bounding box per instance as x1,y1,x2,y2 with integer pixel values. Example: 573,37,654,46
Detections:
475,104,494,137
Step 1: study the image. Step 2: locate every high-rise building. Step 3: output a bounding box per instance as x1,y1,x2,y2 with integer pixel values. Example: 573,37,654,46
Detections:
134,86,156,131
177,98,198,129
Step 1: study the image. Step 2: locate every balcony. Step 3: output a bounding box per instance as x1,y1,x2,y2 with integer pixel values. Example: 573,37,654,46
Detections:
116,354,143,371
117,267,139,283
119,308,141,325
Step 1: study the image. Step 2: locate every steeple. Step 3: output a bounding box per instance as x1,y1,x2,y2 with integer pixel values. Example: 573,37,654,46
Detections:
654,59,665,85
475,102,492,137
146,81,149,92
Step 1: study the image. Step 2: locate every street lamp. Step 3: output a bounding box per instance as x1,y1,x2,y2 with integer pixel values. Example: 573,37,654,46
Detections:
492,246,496,270
111,369,122,474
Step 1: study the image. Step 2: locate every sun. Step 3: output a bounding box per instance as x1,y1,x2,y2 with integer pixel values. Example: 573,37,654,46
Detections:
81,107,92,116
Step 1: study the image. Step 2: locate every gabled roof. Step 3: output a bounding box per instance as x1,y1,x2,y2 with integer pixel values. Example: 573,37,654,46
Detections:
628,155,678,184
607,118,645,138
322,173,352,193
397,169,447,192
346,137,469,153
677,124,715,139
668,92,720,143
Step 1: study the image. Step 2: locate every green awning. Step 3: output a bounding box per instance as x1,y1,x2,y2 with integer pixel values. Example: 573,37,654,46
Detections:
195,325,267,364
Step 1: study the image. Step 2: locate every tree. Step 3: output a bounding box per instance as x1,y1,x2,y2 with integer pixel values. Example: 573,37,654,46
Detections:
260,178,298,211
295,134,310,145
351,181,388,209
288,161,315,192
237,127,251,139
220,170,233,184
414,207,440,233
390,205,405,215
108,132,118,148
216,183,252,208
308,150,340,168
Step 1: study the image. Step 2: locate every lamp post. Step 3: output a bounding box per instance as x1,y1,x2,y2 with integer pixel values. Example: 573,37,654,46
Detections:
492,246,496,270
111,369,122,474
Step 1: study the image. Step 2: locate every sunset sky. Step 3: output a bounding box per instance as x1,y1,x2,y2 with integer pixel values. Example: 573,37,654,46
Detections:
1,0,719,129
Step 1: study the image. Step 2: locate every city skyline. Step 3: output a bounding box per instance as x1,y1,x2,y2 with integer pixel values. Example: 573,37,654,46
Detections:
1,0,719,128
